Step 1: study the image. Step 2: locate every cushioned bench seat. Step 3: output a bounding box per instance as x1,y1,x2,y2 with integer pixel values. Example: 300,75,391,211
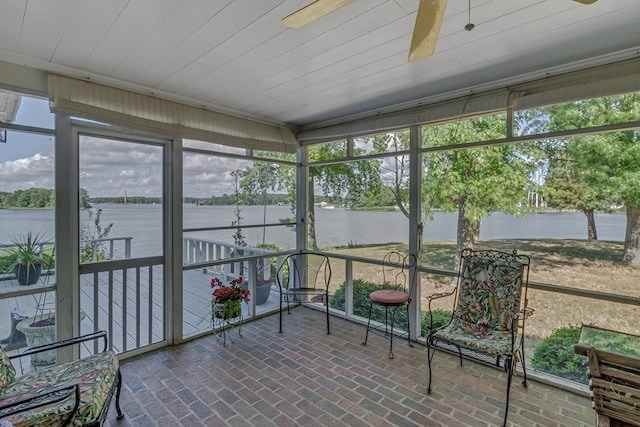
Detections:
0,331,123,427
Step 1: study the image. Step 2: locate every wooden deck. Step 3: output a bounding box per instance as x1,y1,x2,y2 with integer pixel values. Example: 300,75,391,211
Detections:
1,268,281,366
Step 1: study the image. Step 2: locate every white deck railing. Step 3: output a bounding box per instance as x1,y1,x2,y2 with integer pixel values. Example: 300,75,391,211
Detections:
183,236,275,282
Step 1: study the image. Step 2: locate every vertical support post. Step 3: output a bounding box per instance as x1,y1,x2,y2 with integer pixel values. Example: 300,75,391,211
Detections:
168,137,183,343
347,137,354,158
297,145,308,252
55,114,80,362
408,125,422,341
247,259,257,317
345,259,353,317
125,238,132,259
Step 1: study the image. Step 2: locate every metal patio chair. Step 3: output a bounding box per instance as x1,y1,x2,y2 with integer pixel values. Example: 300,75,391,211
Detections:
362,251,417,359
425,248,533,427
276,253,332,334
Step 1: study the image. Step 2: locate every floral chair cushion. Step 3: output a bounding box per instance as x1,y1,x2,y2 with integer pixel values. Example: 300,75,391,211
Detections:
0,351,119,427
0,346,16,393
433,255,524,356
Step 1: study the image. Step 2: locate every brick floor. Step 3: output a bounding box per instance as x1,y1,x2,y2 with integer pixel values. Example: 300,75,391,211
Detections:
105,307,595,427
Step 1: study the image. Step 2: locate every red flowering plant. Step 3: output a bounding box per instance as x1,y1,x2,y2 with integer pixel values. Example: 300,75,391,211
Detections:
210,276,250,329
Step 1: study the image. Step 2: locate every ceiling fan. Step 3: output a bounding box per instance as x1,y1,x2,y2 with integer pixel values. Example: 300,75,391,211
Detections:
282,0,599,62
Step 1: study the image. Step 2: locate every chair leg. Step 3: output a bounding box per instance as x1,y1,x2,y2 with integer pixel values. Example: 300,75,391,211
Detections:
115,369,124,419
324,293,330,334
426,334,437,394
388,307,395,359
520,339,529,388
362,302,373,346
502,355,515,427
279,294,283,333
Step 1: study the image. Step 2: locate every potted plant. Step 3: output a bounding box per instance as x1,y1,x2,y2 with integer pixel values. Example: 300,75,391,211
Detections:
11,232,46,286
16,310,56,366
15,291,86,366
210,276,250,338
253,275,273,305
15,288,57,365
239,258,274,305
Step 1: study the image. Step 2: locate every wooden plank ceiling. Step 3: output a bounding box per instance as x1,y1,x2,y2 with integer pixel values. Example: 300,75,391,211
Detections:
0,0,638,130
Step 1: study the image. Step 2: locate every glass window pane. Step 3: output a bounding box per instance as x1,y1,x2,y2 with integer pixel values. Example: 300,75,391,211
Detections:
311,154,409,250
422,112,507,148
0,91,54,130
0,93,56,356
183,152,297,257
79,135,164,260
420,140,540,264
309,140,347,161
515,92,640,136
354,129,410,156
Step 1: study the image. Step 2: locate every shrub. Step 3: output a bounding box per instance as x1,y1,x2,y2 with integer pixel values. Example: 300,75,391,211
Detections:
330,279,392,320
0,252,19,275
420,309,451,337
531,326,588,384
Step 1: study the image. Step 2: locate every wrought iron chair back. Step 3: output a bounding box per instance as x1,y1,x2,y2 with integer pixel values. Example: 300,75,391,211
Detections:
382,251,415,292
362,251,417,359
425,248,532,427
276,253,332,334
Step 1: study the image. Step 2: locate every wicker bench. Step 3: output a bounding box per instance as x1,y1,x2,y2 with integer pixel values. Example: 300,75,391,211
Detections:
575,325,640,427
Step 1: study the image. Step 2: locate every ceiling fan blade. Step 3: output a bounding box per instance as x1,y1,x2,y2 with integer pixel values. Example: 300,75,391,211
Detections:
572,0,598,4
283,0,355,29
408,0,448,62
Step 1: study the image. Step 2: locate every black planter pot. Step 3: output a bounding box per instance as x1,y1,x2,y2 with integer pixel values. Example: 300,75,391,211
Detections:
255,281,272,305
240,281,272,305
14,263,42,286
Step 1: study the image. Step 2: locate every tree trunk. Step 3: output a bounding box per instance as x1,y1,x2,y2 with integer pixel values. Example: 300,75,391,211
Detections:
584,209,598,240
455,195,480,266
622,205,640,269
307,174,318,249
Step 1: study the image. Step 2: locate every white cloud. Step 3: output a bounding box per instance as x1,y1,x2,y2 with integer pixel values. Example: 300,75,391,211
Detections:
2,134,273,199
0,149,55,192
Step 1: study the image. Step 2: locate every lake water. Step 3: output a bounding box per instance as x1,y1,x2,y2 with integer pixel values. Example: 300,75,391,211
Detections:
0,205,626,258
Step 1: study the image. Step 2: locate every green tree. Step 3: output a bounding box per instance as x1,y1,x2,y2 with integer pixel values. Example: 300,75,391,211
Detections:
0,188,55,208
354,121,541,260
369,131,411,218
544,152,604,239
80,188,91,209
422,115,540,256
547,93,640,267
307,143,380,248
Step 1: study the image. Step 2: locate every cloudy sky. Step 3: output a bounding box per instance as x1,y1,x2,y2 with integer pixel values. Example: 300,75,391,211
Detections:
0,95,258,199
1,93,395,201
